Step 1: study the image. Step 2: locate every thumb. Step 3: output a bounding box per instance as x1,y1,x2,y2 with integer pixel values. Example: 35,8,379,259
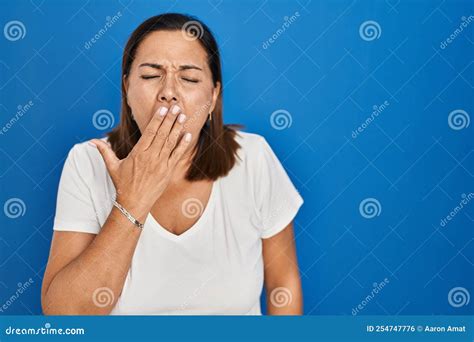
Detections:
89,139,119,172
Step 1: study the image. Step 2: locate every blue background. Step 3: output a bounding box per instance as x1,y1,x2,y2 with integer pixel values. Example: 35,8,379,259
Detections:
0,0,473,316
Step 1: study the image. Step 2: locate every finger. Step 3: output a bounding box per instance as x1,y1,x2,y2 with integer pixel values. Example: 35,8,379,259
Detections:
160,113,187,157
89,139,119,172
133,106,169,151
149,104,182,154
168,132,193,166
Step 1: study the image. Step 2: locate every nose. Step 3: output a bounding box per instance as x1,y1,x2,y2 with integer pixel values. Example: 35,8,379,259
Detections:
157,75,178,105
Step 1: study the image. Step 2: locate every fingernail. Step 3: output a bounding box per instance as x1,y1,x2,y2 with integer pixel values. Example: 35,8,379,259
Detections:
184,132,192,142
172,105,181,115
88,141,97,148
159,107,168,116
178,114,186,123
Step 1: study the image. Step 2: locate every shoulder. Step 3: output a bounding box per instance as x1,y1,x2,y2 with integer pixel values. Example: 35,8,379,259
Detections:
65,137,109,178
234,130,266,147
233,130,284,168
224,130,282,184
234,131,268,163
54,137,114,232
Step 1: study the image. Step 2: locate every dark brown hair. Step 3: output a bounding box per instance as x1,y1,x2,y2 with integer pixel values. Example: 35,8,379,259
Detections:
107,13,242,181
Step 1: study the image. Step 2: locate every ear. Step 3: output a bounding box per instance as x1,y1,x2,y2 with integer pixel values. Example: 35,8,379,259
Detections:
123,75,130,105
209,81,221,113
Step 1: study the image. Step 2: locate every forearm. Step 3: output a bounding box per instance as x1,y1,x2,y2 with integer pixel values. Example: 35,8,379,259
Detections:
265,276,303,315
43,203,149,315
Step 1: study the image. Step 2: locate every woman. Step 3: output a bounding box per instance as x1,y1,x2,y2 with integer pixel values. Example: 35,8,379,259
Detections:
41,13,304,315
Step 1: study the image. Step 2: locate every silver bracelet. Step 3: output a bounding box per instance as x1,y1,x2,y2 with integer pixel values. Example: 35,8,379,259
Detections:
112,200,144,229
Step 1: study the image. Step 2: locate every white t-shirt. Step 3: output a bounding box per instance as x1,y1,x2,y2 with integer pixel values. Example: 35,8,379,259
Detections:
52,131,304,315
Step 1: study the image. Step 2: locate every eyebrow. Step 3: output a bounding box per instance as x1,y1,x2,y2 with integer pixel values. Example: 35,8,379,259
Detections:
138,63,203,71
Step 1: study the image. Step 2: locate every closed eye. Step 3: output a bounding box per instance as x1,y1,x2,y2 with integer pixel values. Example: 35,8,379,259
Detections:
140,75,199,83
182,77,199,83
140,75,160,80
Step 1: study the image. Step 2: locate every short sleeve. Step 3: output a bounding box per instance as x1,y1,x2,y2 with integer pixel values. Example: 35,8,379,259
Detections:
52,144,101,234
255,137,304,239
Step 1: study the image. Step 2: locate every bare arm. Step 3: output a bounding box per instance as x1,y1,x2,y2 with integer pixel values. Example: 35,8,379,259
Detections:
42,105,192,315
262,221,303,315
41,201,149,315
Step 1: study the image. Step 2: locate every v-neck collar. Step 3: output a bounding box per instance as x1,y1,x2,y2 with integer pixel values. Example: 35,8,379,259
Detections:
146,179,219,242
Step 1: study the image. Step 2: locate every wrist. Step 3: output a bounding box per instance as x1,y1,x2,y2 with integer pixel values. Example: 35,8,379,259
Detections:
114,195,152,224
